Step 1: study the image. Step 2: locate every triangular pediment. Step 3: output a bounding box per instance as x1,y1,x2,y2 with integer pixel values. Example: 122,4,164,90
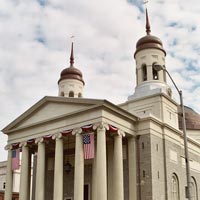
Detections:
3,96,104,133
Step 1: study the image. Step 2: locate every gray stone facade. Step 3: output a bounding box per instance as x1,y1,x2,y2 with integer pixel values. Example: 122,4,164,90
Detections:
135,131,200,200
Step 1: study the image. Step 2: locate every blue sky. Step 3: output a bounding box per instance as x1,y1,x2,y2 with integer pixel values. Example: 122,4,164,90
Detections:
0,0,200,161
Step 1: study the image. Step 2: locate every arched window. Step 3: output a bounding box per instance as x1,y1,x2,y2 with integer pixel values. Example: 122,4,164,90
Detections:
136,68,139,84
191,177,198,200
171,173,180,200
153,64,159,80
78,93,82,98
163,69,167,82
60,92,64,97
69,91,74,97
3,182,6,189
142,64,147,81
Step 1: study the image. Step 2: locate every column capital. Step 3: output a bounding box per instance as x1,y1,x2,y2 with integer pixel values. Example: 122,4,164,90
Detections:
72,128,82,135
4,144,12,151
35,137,44,144
93,122,109,131
115,130,125,137
52,133,62,140
19,141,28,148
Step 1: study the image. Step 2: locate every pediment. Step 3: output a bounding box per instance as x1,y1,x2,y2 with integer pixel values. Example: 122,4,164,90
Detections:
3,96,103,133
15,102,91,128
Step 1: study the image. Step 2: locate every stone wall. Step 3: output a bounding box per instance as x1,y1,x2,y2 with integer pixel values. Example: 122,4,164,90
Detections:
136,134,153,200
138,132,200,200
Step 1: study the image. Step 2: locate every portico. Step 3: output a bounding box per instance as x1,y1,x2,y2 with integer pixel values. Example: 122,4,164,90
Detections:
3,97,138,200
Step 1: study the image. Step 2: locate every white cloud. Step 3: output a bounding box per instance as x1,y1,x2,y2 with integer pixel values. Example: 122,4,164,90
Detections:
0,0,200,161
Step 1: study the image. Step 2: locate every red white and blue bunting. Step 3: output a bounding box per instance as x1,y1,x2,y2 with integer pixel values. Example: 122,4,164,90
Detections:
11,142,20,150
81,124,93,132
60,129,73,136
27,139,35,144
43,134,53,141
10,123,120,149
108,124,118,132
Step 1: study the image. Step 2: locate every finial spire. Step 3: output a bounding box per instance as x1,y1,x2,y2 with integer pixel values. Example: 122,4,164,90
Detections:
145,8,151,35
70,42,74,67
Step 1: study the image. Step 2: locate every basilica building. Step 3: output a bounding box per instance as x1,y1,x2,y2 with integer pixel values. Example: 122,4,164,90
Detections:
2,9,200,200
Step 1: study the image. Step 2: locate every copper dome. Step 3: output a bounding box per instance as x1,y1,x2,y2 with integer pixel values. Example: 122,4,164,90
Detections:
134,35,166,57
58,66,85,85
179,106,200,130
58,42,85,85
134,9,166,57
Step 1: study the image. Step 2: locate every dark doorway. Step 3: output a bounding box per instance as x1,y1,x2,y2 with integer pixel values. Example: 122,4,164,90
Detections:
84,184,89,200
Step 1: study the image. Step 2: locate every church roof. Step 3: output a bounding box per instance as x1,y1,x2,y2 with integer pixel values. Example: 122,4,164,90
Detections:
178,106,200,130
2,96,138,134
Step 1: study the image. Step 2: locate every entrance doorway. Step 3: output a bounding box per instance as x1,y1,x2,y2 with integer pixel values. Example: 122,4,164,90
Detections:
84,184,89,200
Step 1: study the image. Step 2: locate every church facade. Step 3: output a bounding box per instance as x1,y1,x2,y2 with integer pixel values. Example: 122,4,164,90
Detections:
2,10,200,200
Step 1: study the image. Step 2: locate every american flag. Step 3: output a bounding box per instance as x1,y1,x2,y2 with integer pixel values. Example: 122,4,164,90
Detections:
12,149,20,170
83,134,94,159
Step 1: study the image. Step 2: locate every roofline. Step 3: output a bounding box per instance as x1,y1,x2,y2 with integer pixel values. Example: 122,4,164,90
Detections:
140,116,200,148
2,96,139,134
120,92,178,108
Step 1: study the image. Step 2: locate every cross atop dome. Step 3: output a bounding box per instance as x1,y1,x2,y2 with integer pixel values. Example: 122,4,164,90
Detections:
145,9,151,35
70,42,74,66
134,8,166,57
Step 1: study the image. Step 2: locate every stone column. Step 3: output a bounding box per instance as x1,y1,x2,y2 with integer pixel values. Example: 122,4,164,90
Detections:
92,141,97,200
52,133,63,200
113,131,125,200
73,128,84,200
28,153,32,200
147,64,153,80
107,141,113,200
35,138,46,200
31,154,37,200
19,142,30,200
94,122,108,200
128,136,137,200
4,145,13,200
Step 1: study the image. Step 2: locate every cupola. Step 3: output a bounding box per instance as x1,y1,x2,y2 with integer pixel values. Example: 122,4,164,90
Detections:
58,43,85,98
129,9,171,100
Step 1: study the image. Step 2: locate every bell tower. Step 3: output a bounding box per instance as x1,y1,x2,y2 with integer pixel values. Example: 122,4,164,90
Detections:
121,9,179,129
129,9,171,100
58,43,85,98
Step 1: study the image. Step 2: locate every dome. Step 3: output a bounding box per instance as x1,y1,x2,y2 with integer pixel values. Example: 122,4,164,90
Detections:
58,42,85,85
58,66,85,85
178,106,200,130
134,34,166,57
134,9,166,57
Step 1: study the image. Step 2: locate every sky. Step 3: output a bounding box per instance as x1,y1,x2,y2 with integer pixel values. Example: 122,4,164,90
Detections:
0,0,200,161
